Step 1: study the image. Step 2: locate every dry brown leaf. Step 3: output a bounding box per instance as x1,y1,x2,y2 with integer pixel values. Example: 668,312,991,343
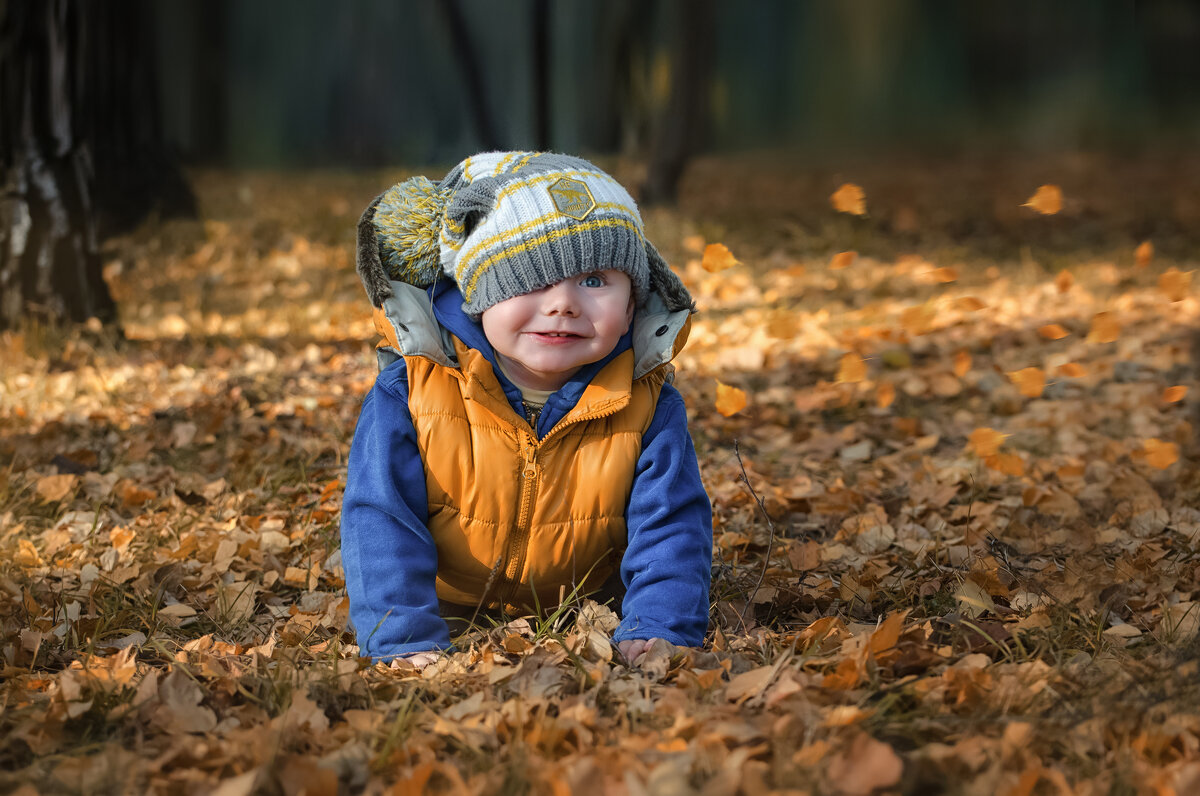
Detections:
830,183,866,216
1057,362,1087,378
1144,439,1179,470
1159,268,1192,302
36,473,78,502
714,381,748,417
836,353,868,384
827,733,903,795
953,349,972,377
1163,385,1188,403
875,382,895,409
1135,240,1154,268
1055,269,1074,293
985,452,1025,477
928,266,958,283
1037,324,1069,340
1087,312,1120,344
966,428,1008,458
955,296,987,312
829,250,857,270
1022,184,1062,215
1007,367,1045,398
701,242,739,273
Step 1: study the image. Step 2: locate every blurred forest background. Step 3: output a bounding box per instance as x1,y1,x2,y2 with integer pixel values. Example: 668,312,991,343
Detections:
10,3,1200,792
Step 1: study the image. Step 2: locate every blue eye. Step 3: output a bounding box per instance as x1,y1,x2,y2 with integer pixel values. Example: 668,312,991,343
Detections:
581,273,605,288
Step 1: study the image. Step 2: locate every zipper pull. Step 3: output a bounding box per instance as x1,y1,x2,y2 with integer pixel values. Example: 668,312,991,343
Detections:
522,443,538,479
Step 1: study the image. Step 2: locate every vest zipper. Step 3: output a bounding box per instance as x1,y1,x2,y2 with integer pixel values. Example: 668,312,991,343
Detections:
502,436,540,603
501,398,630,606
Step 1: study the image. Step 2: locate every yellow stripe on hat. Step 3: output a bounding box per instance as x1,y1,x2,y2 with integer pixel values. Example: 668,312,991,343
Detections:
493,152,518,176
457,202,642,273
461,216,643,300
509,153,538,174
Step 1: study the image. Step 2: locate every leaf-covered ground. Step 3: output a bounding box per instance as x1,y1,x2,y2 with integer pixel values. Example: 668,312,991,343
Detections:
4,152,1200,795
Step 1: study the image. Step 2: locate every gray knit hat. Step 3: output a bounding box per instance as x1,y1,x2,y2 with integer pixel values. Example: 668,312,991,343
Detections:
357,151,693,317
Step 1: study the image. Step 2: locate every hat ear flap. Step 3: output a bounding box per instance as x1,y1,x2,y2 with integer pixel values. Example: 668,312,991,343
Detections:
645,240,695,314
356,191,393,308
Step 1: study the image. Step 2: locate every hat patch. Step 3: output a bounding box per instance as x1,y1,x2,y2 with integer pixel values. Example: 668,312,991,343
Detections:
547,177,596,221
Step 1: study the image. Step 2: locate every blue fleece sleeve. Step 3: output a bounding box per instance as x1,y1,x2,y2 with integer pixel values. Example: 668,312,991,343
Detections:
340,361,450,659
614,383,713,647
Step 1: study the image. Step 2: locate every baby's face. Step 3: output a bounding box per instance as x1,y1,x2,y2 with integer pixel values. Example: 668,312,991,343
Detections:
480,270,635,391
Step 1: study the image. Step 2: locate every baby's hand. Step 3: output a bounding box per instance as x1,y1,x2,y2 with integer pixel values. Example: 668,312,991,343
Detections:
390,650,442,671
618,638,660,665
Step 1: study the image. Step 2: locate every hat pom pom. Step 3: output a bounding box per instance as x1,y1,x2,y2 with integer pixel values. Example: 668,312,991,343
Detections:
372,176,450,286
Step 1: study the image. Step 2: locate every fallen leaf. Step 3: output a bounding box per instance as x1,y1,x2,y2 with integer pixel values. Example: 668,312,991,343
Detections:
928,266,958,283
966,428,1008,458
715,381,748,417
36,473,78,502
1159,268,1192,302
985,451,1025,477
831,183,866,216
1144,439,1179,470
955,579,997,618
836,353,868,384
827,733,903,795
1055,269,1074,293
956,296,987,312
1163,386,1188,403
829,250,857,270
1135,240,1154,268
1057,362,1087,378
701,243,739,273
1037,324,1069,340
1022,184,1062,215
1087,312,1120,344
953,349,972,377
1007,367,1045,398
875,382,895,409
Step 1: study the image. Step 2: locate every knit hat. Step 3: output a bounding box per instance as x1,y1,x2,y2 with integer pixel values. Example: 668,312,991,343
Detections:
357,151,694,317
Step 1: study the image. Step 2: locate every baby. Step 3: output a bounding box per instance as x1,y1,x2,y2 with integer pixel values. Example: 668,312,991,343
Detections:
342,151,712,666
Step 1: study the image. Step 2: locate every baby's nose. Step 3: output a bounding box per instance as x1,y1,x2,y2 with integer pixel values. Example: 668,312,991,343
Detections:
542,282,580,314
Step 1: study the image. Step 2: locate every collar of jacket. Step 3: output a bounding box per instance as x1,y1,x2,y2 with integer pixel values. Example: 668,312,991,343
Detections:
371,278,692,382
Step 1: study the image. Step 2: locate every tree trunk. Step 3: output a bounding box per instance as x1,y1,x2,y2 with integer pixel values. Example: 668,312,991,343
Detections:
0,0,192,330
640,0,716,206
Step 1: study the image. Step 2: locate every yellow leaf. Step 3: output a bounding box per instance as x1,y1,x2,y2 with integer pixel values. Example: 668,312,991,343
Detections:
1057,362,1087,378
830,183,866,216
1159,268,1192,302
701,242,739,273
766,310,801,339
1135,240,1154,268
985,451,1025,477
1007,367,1045,398
715,381,747,417
953,349,972,378
1163,385,1188,403
955,296,987,312
836,353,867,384
1087,312,1120,344
36,473,78,503
829,250,857,270
1022,184,1062,215
1054,270,1074,293
900,302,938,336
966,428,1008,458
1037,324,1069,340
875,382,895,408
15,539,45,569
1144,439,1179,470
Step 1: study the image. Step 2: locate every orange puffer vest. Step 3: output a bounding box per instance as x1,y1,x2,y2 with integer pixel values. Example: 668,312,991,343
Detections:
404,336,669,610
